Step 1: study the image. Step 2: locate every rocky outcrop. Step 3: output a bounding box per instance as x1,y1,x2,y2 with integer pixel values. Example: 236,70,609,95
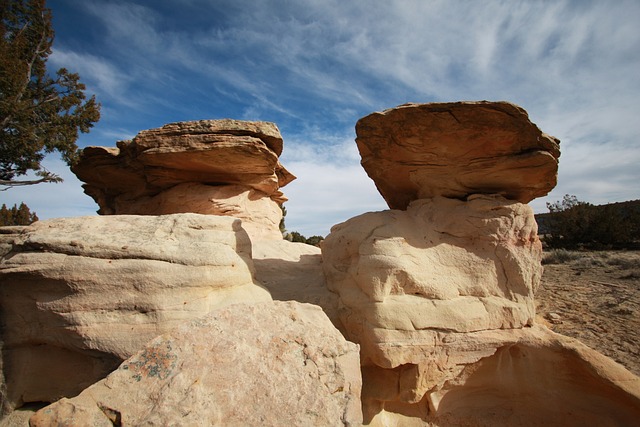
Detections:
322,101,640,424
360,325,640,426
0,214,271,414
356,101,560,210
323,195,542,367
29,301,362,427
3,104,639,426
72,119,295,241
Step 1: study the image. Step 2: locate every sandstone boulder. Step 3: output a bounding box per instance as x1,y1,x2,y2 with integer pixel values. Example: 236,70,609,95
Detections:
356,101,560,209
29,301,363,427
72,119,295,241
115,183,284,241
0,214,271,414
363,325,640,426
323,194,542,367
322,195,640,425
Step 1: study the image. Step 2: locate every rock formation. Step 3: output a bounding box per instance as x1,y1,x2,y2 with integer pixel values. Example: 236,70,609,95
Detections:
322,101,640,424
2,104,640,426
72,119,295,241
0,214,271,415
323,195,541,366
28,302,362,427
356,101,560,210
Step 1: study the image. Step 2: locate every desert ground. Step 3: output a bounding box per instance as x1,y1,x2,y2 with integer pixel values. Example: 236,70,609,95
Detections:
536,249,640,376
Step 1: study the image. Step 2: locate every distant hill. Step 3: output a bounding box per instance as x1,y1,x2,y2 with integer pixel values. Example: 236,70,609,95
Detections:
536,199,640,234
535,199,640,248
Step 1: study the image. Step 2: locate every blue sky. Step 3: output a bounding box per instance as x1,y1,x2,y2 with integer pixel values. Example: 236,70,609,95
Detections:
3,0,640,237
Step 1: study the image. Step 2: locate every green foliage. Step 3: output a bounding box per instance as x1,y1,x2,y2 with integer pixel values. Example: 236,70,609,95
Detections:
279,204,324,246
543,195,640,249
305,235,324,246
287,231,306,243
283,230,324,246
0,202,38,225
0,0,100,188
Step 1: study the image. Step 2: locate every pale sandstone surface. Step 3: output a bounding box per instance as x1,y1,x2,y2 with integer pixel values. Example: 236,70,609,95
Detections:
253,239,341,330
364,325,640,426
117,183,284,241
322,193,640,425
322,194,542,367
0,214,271,415
29,301,363,427
356,101,560,210
71,119,295,241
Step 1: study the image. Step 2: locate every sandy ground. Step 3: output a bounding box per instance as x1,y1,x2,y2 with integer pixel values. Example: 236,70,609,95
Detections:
536,250,640,376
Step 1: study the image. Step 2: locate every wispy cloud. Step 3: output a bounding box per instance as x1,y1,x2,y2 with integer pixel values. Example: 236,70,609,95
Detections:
29,0,640,235
49,49,133,106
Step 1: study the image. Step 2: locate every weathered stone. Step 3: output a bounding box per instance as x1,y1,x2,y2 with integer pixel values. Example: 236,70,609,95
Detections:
363,326,640,426
322,195,542,367
112,183,284,241
0,214,271,414
30,302,362,427
356,101,560,209
253,239,341,330
71,120,295,241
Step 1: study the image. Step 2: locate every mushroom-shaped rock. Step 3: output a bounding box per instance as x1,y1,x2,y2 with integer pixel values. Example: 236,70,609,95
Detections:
355,101,560,209
72,120,295,241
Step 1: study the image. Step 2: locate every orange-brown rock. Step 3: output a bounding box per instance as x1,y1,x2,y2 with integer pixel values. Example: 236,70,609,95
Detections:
72,120,295,240
355,101,560,209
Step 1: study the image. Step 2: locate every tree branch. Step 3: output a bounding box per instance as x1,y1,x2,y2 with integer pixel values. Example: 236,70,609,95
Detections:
0,173,62,190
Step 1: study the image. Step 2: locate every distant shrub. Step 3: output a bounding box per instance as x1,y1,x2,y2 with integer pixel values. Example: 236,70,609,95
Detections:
542,249,583,265
543,195,640,249
283,231,324,247
606,255,639,270
572,256,607,269
618,270,640,280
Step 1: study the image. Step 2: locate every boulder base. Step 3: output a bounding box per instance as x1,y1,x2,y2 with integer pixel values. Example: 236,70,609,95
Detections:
0,214,270,413
30,302,363,427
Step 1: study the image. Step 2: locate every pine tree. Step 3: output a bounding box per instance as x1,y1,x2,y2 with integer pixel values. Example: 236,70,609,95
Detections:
1,0,100,188
0,202,38,225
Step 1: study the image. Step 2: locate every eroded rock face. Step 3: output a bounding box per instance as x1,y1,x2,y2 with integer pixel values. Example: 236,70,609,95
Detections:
29,302,363,427
356,101,560,209
72,119,295,241
0,214,271,414
322,196,640,424
363,326,640,426
322,195,541,367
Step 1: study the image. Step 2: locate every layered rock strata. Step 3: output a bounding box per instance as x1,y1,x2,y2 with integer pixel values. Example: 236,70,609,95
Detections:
72,119,295,241
0,214,271,414
323,101,640,424
29,302,362,427
323,195,541,368
355,101,560,210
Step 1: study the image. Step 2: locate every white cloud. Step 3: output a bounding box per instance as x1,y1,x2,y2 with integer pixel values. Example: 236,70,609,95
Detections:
32,0,640,236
